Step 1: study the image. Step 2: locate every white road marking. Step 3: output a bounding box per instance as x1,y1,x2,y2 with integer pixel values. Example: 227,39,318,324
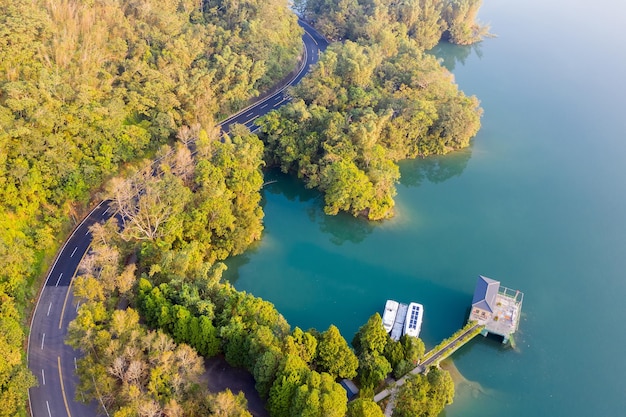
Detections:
260,103,268,109
74,357,77,370
76,301,81,312
85,229,91,236
47,302,52,317
306,31,318,46
246,111,255,117
41,369,46,385
46,400,52,417
41,333,45,350
103,206,110,216
274,98,289,107
70,247,78,257
55,273,63,287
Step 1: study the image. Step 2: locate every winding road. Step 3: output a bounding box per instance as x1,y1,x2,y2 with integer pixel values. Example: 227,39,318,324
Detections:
27,20,327,417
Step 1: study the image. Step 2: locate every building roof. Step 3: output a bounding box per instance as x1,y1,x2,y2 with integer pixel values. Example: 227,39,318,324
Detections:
340,379,359,400
472,275,500,313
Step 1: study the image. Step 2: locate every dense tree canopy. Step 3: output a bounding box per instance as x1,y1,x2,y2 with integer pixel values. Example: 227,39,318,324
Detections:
392,368,455,417
347,398,386,417
0,0,301,414
67,132,354,416
299,0,488,46
2,0,485,414
259,27,481,219
315,325,359,379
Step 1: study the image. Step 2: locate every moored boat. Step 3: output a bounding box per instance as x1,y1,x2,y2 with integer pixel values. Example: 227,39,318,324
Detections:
382,300,399,333
403,302,424,338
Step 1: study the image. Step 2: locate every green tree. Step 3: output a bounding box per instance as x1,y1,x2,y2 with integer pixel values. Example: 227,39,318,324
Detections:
253,350,283,399
0,297,36,417
383,338,405,375
443,0,489,45
268,355,310,417
392,368,454,417
316,325,359,379
400,334,426,365
357,351,392,389
189,316,220,358
284,327,318,365
353,313,389,356
209,389,252,417
220,317,250,368
347,398,385,417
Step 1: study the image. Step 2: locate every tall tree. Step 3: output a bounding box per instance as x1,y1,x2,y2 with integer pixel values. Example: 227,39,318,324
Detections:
392,368,454,417
352,313,389,356
315,325,359,379
347,398,385,417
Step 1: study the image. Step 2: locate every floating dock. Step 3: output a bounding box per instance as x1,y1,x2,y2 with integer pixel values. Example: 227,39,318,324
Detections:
390,303,408,341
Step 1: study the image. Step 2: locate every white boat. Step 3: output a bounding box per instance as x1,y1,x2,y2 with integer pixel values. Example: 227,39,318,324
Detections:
382,300,399,333
403,302,424,338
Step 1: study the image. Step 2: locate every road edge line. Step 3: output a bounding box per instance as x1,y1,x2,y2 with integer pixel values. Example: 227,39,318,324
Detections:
58,356,72,417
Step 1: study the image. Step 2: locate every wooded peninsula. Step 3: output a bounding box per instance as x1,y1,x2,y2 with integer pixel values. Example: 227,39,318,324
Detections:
0,0,486,416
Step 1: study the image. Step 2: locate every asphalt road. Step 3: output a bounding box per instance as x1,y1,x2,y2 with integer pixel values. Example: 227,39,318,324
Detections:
27,20,327,417
28,201,112,417
221,19,327,135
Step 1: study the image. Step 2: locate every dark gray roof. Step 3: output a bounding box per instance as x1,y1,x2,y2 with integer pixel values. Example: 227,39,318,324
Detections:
340,379,359,399
472,275,500,313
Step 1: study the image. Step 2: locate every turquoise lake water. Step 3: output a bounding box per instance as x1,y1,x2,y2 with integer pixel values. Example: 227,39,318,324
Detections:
224,0,626,415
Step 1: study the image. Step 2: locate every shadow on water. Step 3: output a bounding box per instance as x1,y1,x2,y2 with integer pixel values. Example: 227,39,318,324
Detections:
308,207,376,246
430,41,484,72
221,252,252,285
399,147,473,188
262,168,377,245
262,168,319,203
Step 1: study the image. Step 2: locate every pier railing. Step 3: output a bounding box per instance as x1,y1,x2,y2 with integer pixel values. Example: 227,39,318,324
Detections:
420,321,483,366
373,322,484,404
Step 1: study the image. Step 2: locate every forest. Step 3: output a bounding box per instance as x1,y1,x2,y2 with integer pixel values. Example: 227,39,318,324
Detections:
259,0,484,219
1,0,483,415
62,130,453,416
0,0,301,415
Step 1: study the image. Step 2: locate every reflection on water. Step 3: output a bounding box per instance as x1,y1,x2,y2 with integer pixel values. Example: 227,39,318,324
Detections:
262,169,320,203
260,147,472,246
309,207,376,246
430,41,484,72
221,252,252,285
399,147,473,187
262,169,377,245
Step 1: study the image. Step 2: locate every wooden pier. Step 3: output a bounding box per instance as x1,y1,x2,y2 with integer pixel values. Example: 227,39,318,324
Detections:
372,275,524,415
373,322,483,405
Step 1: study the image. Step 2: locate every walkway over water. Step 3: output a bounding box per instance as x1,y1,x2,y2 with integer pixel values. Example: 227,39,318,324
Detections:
373,322,484,412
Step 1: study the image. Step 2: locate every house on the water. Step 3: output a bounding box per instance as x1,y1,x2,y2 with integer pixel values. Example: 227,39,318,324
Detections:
469,275,523,344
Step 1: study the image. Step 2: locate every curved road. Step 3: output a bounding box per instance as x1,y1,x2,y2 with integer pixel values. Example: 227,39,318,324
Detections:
27,20,327,417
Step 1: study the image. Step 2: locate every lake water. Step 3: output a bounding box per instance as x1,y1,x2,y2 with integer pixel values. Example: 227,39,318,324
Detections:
224,0,626,415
